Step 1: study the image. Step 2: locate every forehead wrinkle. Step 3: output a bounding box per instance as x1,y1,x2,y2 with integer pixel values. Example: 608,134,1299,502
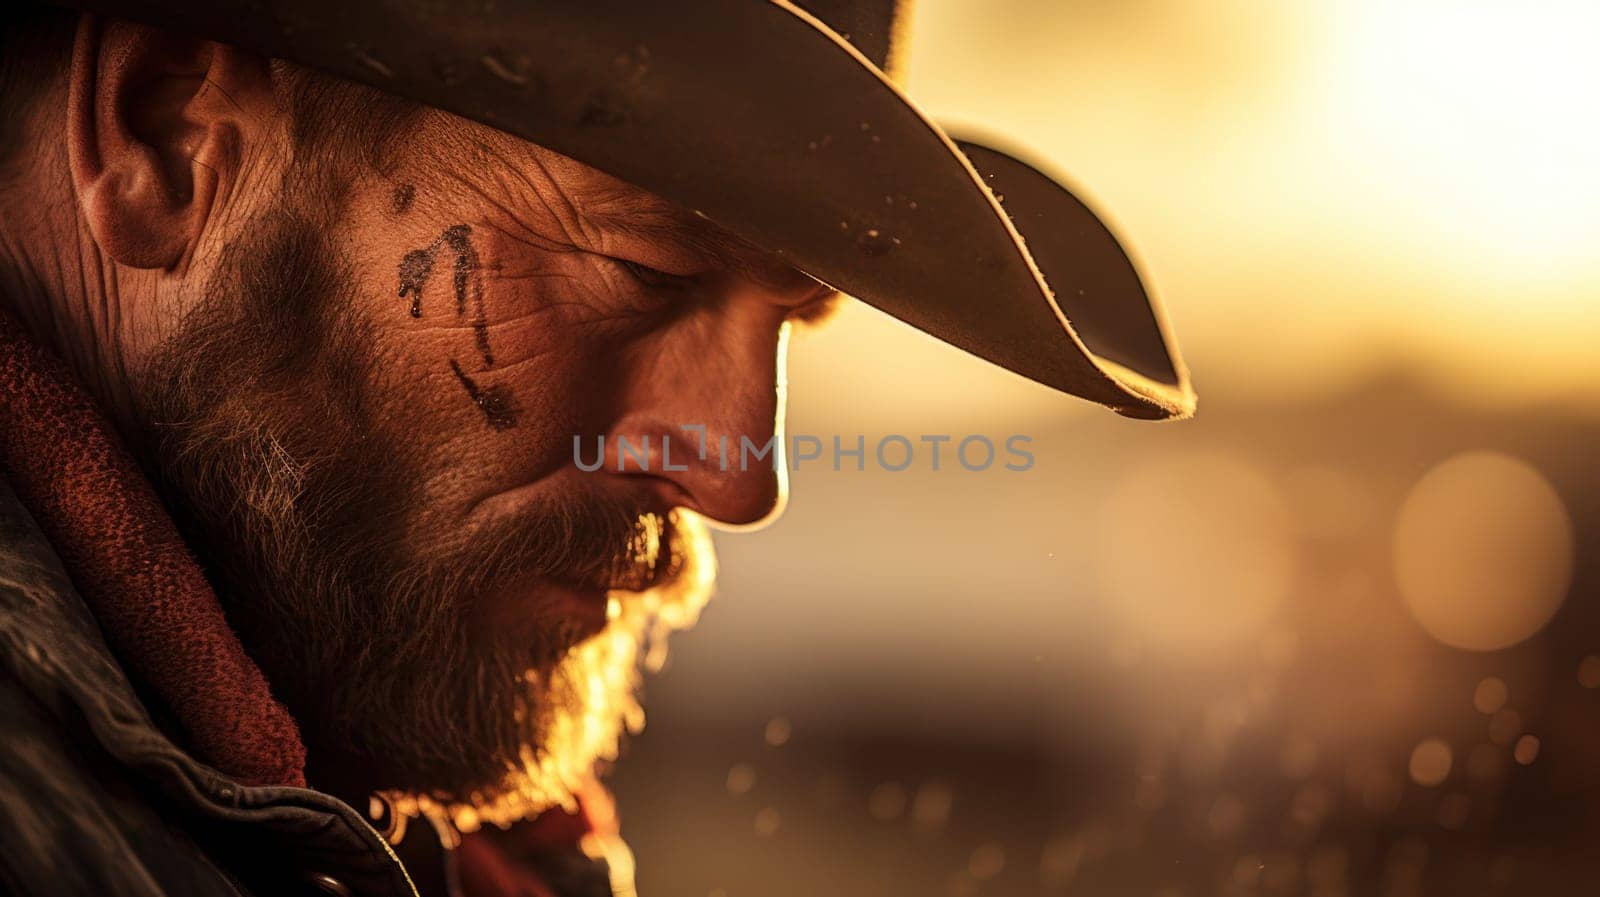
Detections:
456,126,814,292
441,130,601,252
522,149,606,249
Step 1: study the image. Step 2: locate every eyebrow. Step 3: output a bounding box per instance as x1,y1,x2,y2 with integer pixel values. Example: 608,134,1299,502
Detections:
583,188,820,293
584,190,744,259
581,185,846,326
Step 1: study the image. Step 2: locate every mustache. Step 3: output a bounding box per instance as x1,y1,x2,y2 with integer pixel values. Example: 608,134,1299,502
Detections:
463,489,688,597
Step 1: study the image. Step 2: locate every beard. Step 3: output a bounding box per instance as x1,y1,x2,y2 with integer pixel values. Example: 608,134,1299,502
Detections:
136,209,712,829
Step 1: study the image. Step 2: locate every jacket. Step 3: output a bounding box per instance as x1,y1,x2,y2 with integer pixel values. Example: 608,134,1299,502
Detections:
0,473,624,897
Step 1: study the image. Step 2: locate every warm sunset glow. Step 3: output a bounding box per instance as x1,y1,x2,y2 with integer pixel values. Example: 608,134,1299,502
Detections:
608,6,1600,894
780,0,1600,423
1331,0,1600,270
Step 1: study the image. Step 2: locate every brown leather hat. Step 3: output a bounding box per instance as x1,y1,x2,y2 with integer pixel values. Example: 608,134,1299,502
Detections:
55,0,1196,419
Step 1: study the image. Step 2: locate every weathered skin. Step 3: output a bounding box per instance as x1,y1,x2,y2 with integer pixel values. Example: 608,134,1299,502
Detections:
0,17,836,809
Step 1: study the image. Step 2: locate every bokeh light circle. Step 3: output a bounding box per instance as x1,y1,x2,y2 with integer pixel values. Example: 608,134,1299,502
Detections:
1409,738,1453,787
1472,677,1508,715
1392,452,1574,651
1578,655,1600,689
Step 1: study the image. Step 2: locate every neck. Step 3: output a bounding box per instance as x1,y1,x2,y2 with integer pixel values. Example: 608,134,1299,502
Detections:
0,138,152,425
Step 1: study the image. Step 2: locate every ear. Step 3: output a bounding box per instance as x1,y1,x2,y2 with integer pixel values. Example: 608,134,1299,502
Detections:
66,16,271,271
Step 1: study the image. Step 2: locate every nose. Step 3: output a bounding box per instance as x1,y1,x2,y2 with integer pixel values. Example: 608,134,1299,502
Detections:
603,286,802,527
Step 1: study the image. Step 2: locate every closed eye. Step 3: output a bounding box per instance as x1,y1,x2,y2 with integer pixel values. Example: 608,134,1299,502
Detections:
613,257,699,292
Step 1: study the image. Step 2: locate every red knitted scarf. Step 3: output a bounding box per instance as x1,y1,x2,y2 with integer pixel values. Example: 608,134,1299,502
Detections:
0,310,306,787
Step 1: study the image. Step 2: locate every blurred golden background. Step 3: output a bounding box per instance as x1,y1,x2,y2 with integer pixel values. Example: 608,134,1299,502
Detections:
609,2,1600,895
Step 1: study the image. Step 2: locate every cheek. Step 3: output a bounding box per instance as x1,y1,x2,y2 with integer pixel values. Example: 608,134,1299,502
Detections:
351,262,643,527
325,176,666,527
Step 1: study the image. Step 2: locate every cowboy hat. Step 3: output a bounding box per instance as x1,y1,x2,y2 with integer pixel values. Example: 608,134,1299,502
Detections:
53,0,1196,419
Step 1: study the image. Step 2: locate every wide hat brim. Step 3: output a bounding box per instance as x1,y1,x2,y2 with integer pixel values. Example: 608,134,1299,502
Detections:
60,0,1195,419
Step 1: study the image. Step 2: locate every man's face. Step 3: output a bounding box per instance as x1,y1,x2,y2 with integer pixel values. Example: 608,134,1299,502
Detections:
139,91,834,824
